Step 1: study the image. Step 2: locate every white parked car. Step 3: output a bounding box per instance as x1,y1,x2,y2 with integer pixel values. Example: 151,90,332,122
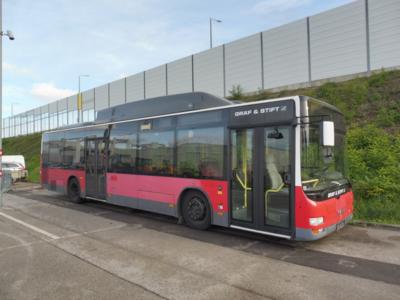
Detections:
2,162,28,182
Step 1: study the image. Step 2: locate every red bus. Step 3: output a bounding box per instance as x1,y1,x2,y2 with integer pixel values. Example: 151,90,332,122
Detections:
41,92,353,241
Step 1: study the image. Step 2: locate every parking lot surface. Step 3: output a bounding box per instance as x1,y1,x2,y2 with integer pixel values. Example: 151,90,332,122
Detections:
1,184,400,300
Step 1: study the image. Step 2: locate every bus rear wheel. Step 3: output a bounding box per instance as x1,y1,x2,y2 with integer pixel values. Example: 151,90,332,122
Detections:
67,178,84,203
182,191,211,230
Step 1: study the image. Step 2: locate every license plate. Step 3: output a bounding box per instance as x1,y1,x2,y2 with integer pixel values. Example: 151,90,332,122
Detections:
336,220,345,231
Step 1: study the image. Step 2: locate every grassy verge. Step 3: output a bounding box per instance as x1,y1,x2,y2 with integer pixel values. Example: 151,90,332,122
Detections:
3,133,42,183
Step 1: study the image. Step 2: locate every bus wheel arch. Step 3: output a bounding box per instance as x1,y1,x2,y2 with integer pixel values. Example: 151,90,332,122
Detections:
67,176,84,204
178,188,212,230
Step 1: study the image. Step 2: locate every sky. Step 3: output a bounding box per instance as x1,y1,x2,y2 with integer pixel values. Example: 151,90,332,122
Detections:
3,0,354,117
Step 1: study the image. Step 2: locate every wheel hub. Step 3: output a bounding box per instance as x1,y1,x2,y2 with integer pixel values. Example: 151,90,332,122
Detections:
187,197,206,221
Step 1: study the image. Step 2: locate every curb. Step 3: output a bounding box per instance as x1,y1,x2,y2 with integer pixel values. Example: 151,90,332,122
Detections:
350,220,400,231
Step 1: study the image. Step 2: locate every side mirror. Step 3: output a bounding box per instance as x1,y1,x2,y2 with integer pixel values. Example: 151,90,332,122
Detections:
321,121,335,147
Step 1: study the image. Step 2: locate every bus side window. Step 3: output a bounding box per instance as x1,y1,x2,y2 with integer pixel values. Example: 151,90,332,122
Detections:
109,122,137,174
138,131,174,176
177,127,224,179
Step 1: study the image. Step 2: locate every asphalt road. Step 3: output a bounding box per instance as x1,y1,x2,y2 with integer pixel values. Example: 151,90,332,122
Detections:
1,183,399,300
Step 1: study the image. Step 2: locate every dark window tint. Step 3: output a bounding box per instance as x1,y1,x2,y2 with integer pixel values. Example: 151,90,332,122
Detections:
64,129,86,168
46,132,65,167
138,130,174,175
80,126,108,139
42,134,50,166
63,130,86,169
48,140,63,167
177,127,224,179
109,122,137,173
153,117,173,129
264,127,290,228
63,139,83,169
177,111,222,126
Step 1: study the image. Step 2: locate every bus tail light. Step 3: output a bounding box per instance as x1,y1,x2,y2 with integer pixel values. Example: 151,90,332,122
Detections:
309,217,324,226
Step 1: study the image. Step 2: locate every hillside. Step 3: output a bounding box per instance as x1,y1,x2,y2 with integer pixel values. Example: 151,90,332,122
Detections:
3,70,400,224
3,133,42,183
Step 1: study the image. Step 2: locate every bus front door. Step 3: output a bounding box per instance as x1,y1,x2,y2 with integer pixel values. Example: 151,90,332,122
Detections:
230,126,292,237
85,138,106,199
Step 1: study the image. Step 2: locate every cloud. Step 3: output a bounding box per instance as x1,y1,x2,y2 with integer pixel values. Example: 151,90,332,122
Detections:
251,0,314,15
30,83,75,102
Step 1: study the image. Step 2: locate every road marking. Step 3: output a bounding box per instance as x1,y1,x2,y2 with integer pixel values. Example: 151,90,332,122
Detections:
0,240,43,253
338,258,357,268
0,211,60,240
62,224,127,239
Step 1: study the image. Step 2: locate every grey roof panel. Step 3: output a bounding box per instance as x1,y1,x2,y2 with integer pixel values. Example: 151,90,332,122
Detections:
95,92,233,123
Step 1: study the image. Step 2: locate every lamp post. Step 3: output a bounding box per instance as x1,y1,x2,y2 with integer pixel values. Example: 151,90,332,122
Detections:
77,74,89,123
209,17,222,49
0,0,15,208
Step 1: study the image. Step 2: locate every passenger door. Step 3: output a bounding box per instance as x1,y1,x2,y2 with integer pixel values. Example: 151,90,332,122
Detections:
85,138,106,199
230,126,292,236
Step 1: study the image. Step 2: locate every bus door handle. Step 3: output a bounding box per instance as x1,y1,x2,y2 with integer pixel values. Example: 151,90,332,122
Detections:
233,170,251,191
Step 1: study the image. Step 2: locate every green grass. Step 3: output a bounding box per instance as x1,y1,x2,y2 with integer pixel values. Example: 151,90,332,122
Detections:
3,70,400,224
3,133,42,183
230,69,400,224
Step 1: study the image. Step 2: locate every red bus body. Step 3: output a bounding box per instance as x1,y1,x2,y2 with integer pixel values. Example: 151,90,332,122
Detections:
41,169,353,240
41,94,353,241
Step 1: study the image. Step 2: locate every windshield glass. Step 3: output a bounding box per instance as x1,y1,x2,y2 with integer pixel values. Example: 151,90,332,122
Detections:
301,99,349,200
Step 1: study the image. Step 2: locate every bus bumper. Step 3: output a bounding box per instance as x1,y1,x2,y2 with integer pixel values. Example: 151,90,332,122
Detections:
295,214,353,241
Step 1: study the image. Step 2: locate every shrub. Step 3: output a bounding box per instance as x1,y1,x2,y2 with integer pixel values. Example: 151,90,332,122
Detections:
229,85,244,100
347,125,400,223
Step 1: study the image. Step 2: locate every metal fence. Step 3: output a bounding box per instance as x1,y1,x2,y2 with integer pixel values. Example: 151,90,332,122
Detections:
3,0,400,138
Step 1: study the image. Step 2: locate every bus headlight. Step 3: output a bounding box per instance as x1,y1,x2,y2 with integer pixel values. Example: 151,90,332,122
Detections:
309,217,324,226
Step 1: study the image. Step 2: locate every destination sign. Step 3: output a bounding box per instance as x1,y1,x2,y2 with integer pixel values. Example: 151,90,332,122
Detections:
229,99,295,126
327,188,347,199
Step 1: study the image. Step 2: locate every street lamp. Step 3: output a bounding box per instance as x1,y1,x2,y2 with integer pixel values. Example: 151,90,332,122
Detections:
0,0,15,208
209,17,222,49
1,30,14,40
77,75,89,123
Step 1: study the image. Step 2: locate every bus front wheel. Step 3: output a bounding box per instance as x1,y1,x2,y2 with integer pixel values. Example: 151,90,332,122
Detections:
67,178,84,204
182,191,211,230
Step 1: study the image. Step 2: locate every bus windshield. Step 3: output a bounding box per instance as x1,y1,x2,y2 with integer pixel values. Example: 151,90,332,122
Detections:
301,99,349,200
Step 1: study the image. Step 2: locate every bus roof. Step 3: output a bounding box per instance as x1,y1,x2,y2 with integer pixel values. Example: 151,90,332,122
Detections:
45,94,338,134
96,92,234,123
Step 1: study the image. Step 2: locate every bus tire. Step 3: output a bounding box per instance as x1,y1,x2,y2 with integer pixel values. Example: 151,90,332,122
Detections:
182,191,211,230
67,177,84,204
